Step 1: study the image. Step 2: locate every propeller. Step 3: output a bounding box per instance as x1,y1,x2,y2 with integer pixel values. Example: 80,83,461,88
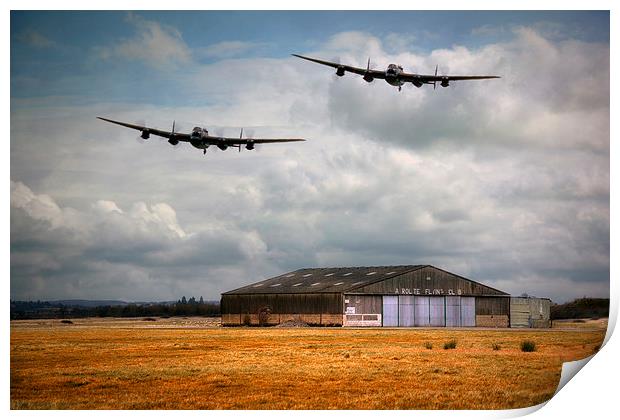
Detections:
363,57,374,83
245,128,258,151
330,56,345,79
134,119,147,144
167,120,182,149
231,128,243,153
212,127,230,152
433,65,438,90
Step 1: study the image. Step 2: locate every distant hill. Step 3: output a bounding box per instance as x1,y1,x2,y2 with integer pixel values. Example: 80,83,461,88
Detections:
550,298,609,320
51,299,129,307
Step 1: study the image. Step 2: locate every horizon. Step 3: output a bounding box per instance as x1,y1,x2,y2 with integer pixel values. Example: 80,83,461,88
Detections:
11,11,610,304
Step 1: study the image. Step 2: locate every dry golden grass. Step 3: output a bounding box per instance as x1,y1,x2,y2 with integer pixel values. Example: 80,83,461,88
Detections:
552,318,608,330
11,317,604,410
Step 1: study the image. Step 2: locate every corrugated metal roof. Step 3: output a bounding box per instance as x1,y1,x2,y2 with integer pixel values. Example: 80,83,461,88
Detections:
222,265,427,294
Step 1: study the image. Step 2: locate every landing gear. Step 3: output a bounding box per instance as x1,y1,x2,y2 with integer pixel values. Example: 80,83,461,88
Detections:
203,148,206,155
398,85,402,92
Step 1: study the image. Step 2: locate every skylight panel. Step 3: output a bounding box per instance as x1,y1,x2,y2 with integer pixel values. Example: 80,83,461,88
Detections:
302,273,313,277
270,283,281,287
324,273,335,277
252,284,264,288
311,282,321,286
333,282,344,286
385,271,396,275
292,282,303,287
285,274,295,278
343,272,353,276
366,272,377,276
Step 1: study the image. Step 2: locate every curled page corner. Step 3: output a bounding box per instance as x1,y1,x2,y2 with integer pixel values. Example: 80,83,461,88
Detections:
555,354,596,395
502,401,548,418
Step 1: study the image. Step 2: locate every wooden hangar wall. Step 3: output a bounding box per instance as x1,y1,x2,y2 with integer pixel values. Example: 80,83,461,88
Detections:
221,265,515,327
220,293,344,326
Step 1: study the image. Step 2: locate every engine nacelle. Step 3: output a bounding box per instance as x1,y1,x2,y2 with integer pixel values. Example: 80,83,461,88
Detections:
336,66,345,77
168,138,179,146
141,129,150,140
363,73,374,83
412,79,423,88
441,78,450,87
245,141,255,150
217,144,228,151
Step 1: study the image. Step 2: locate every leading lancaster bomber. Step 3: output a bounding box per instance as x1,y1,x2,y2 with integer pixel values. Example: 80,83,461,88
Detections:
97,117,305,155
292,54,500,91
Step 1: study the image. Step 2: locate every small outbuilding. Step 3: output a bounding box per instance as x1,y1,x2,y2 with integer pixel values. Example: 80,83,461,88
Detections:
510,296,552,328
221,265,525,327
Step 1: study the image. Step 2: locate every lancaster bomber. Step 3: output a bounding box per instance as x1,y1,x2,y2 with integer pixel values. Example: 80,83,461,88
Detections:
97,117,305,154
292,54,500,92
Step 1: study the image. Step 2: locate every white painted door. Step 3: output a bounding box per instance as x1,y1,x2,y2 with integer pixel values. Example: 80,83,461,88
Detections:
460,297,476,327
445,296,461,327
398,296,415,327
429,296,446,327
382,296,398,327
414,296,430,326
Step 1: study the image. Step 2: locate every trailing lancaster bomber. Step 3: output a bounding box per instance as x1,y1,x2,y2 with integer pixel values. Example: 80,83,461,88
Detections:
292,54,500,92
97,117,305,155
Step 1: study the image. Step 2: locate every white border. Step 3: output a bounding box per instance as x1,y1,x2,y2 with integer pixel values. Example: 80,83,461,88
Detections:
5,2,616,419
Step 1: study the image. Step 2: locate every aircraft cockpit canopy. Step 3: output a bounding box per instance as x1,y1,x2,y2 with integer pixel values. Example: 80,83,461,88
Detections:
386,64,403,74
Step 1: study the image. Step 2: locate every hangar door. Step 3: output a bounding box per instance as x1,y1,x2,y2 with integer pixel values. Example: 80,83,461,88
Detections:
382,296,398,326
414,296,430,326
398,296,415,327
429,296,445,326
460,297,476,327
445,296,461,327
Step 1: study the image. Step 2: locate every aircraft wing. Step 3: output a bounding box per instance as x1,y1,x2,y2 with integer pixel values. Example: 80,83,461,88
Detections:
292,54,386,80
219,136,306,145
400,72,500,83
97,117,191,141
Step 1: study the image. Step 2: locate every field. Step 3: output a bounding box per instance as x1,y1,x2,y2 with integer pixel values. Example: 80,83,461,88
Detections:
11,317,605,410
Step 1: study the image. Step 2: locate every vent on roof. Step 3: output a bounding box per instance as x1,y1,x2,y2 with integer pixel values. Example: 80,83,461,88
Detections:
311,282,321,286
325,273,335,277
302,273,313,277
366,272,377,276
292,282,303,287
252,284,264,288
270,283,281,287
343,272,353,276
333,282,344,286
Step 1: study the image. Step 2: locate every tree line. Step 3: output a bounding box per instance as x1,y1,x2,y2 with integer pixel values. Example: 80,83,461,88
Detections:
10,297,220,320
550,297,609,320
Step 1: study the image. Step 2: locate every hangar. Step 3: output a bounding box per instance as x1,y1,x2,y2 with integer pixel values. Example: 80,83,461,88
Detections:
221,265,522,327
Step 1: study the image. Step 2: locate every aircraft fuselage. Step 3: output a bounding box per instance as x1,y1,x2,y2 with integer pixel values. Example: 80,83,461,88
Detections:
384,64,405,87
190,127,231,150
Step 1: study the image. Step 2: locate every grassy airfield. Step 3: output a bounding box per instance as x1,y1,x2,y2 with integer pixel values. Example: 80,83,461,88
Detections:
11,317,605,409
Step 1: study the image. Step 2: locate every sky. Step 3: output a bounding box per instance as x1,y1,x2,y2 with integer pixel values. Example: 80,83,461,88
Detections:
10,11,610,303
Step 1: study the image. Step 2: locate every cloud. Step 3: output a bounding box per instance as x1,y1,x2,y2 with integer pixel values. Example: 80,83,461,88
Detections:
10,181,272,301
10,24,609,304
96,13,192,69
198,40,269,59
323,28,609,154
15,29,56,48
